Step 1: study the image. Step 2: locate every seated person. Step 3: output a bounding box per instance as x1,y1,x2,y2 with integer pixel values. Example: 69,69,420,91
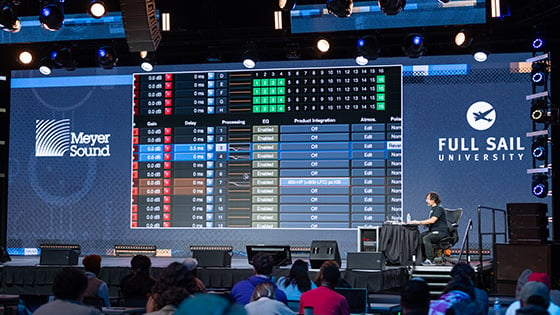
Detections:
400,277,430,315
515,281,550,315
245,282,295,315
145,286,191,315
506,272,560,315
120,254,156,304
33,267,102,315
231,253,288,305
299,264,350,315
313,260,351,288
276,259,316,301
429,274,477,315
82,254,110,307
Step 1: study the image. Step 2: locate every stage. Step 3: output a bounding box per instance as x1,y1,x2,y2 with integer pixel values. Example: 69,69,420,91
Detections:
0,256,410,297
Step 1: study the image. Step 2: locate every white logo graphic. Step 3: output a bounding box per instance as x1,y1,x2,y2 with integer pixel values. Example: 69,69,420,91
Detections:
466,101,496,131
35,119,71,157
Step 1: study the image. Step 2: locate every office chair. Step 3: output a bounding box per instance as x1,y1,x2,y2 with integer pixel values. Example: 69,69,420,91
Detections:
433,208,463,264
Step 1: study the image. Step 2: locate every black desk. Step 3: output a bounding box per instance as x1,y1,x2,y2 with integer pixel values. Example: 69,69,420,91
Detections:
379,224,422,266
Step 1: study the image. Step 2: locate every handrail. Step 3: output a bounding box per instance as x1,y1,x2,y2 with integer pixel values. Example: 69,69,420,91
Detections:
477,205,507,287
457,219,473,262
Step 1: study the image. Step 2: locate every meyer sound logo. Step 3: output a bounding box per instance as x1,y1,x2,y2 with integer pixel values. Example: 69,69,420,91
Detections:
35,119,111,158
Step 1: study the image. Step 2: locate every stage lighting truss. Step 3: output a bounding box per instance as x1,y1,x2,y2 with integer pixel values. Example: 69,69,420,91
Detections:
50,47,76,71
39,0,64,31
0,0,21,33
97,46,117,69
531,61,548,86
402,33,424,58
530,98,548,123
327,0,353,18
531,136,548,161
88,0,106,19
531,173,548,198
378,0,406,16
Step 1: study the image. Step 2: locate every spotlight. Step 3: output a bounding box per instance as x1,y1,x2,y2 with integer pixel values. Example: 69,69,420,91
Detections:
39,57,54,75
326,0,353,18
140,51,155,72
531,62,547,86
473,50,488,62
88,0,106,19
356,35,379,61
17,50,33,65
530,98,547,123
278,0,296,11
531,136,547,161
0,0,21,33
51,47,76,71
454,30,473,48
242,49,258,69
532,35,545,51
531,174,548,198
97,46,117,69
39,0,64,31
316,38,330,53
402,33,424,58
378,0,406,15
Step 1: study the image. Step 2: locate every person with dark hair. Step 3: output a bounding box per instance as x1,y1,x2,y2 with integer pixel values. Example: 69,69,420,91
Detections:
33,267,102,315
410,191,449,265
146,262,204,312
506,272,560,315
183,257,207,293
231,253,288,305
450,262,488,315
400,278,430,315
82,254,110,307
245,282,295,315
120,254,156,301
299,264,350,315
145,287,191,315
276,259,316,301
313,260,351,288
429,274,478,315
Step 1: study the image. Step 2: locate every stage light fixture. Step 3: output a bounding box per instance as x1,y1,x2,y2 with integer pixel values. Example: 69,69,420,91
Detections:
531,174,548,198
139,51,155,72
531,62,547,86
378,0,406,15
454,30,473,48
278,0,296,11
97,46,117,69
532,35,545,51
530,98,547,123
356,35,379,61
473,50,488,62
326,0,353,18
39,0,64,31
17,50,33,65
88,0,106,19
316,38,330,53
531,136,547,161
242,49,258,69
402,33,424,58
39,57,54,75
50,47,76,71
0,0,21,33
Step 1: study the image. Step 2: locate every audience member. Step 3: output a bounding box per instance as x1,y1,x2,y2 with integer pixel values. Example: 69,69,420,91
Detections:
145,286,191,315
313,260,351,288
245,282,295,315
175,294,247,315
515,281,550,315
505,272,560,315
400,277,430,315
183,257,207,293
231,253,288,305
146,262,203,312
428,274,478,315
450,262,488,315
276,259,316,301
299,264,350,315
120,254,156,301
33,267,102,315
82,254,110,307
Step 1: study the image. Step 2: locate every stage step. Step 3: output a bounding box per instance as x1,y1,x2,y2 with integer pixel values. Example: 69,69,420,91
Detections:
410,266,452,298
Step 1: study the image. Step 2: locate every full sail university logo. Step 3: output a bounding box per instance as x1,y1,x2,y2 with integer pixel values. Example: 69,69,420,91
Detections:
466,101,496,131
35,119,111,158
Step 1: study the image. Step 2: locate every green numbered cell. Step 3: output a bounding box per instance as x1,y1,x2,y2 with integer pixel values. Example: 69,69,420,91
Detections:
253,105,261,113
261,78,269,86
261,96,269,104
269,87,277,95
269,78,277,86
253,88,261,95
377,102,385,110
377,93,386,102
376,84,385,92
376,75,386,83
277,78,286,86
277,104,286,112
261,87,269,95
253,97,261,104
277,86,285,95
261,105,269,112
269,96,277,104
253,79,261,87
277,96,285,104
269,105,277,112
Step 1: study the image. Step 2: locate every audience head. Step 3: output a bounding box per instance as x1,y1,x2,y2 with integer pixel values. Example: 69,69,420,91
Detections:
520,281,550,310
528,272,551,290
285,259,312,292
321,264,341,288
82,254,102,275
175,293,247,315
450,262,475,283
131,254,152,275
154,262,191,290
250,282,276,302
183,258,199,272
52,267,89,301
155,286,191,310
515,304,549,315
401,277,430,314
251,253,275,276
314,260,340,284
442,274,475,300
